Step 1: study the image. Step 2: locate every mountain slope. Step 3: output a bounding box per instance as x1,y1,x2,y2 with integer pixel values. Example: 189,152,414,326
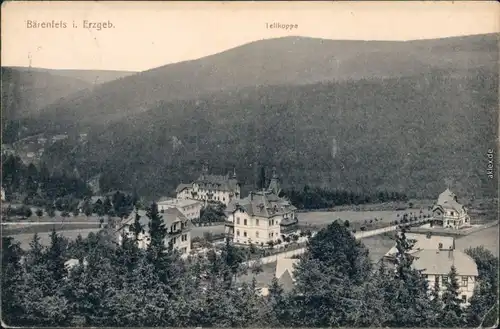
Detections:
31,33,498,134
9,67,136,85
1,67,92,120
43,66,498,199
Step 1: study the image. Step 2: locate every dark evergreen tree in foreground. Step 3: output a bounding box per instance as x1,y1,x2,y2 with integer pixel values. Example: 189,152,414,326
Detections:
1,218,497,327
441,265,465,326
465,246,499,327
382,229,436,327
130,209,144,242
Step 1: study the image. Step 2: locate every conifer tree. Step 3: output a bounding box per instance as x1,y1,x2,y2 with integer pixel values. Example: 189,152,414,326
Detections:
27,233,45,265
266,276,289,326
429,276,444,326
130,210,144,242
385,228,435,327
46,229,68,282
103,196,113,216
147,202,167,252
441,265,464,326
1,237,25,326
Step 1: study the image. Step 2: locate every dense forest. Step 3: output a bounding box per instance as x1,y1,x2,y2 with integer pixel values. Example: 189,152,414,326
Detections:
1,154,137,219
2,204,498,327
33,67,498,200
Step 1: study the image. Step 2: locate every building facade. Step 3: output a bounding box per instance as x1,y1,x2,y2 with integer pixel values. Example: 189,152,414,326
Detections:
412,248,479,305
384,232,478,305
157,197,202,221
116,207,192,255
176,165,241,206
224,170,298,246
432,188,470,229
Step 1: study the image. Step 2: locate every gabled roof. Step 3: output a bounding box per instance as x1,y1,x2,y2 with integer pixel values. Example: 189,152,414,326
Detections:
412,249,478,276
384,233,455,258
118,207,188,232
276,257,299,280
433,188,465,213
278,270,295,292
175,183,192,193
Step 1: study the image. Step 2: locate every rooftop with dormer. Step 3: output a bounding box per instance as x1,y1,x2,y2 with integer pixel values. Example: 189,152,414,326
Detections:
176,165,240,194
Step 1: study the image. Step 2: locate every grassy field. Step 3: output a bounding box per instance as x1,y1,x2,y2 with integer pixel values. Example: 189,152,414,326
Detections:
7,229,100,250
6,224,227,250
299,209,432,228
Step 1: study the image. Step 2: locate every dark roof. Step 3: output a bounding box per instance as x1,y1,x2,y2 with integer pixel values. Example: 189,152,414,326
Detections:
227,190,296,218
195,173,239,192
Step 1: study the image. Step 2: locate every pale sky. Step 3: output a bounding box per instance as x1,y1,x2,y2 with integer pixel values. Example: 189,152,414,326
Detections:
2,1,499,72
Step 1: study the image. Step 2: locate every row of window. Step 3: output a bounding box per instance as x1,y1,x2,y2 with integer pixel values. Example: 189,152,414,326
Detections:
236,230,276,238
171,234,189,245
195,195,226,202
235,218,277,226
428,274,469,287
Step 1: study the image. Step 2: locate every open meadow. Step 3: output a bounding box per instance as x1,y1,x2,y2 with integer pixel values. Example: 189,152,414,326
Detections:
6,224,227,250
299,209,432,228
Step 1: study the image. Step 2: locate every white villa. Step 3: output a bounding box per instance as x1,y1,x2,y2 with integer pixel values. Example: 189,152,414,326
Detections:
176,165,241,206
431,188,470,229
413,248,478,305
384,232,478,305
116,207,192,255
224,169,298,246
157,197,202,221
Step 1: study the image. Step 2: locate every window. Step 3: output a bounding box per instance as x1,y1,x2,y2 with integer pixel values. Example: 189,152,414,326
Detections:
236,217,240,224
244,219,247,226
438,242,443,249
243,231,247,237
442,275,448,283
451,211,454,216
223,197,225,202
236,230,240,236
256,219,259,226
461,295,467,303
182,234,187,242
271,232,274,237
461,276,468,287
435,276,440,284
256,231,259,238
181,247,187,254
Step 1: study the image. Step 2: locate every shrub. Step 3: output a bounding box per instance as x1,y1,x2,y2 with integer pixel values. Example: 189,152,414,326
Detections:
344,220,350,227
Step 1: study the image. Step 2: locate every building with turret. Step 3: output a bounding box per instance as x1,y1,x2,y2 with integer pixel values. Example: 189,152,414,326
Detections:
175,165,241,206
224,168,298,246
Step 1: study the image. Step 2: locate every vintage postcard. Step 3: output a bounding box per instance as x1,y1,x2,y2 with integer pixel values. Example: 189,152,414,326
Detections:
1,1,499,327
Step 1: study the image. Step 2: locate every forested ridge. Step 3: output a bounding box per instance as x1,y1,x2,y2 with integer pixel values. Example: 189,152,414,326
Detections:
37,68,498,200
